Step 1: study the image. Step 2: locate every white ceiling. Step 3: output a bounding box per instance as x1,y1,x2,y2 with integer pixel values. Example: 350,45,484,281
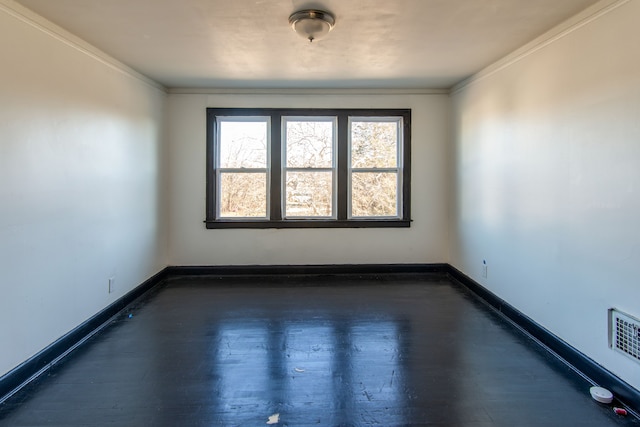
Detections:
16,0,601,89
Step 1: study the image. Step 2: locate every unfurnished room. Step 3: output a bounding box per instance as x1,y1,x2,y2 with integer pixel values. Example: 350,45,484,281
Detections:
0,0,639,425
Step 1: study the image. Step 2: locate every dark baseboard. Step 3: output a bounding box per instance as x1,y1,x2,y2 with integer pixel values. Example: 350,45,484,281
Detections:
166,263,449,277
0,268,169,403
446,265,640,414
2,263,638,415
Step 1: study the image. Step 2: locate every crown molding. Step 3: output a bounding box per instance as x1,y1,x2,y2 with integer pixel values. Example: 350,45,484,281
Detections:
0,0,166,93
451,0,628,95
168,87,449,96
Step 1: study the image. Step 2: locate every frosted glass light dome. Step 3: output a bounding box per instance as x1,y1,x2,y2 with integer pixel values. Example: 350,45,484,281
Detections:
289,10,335,42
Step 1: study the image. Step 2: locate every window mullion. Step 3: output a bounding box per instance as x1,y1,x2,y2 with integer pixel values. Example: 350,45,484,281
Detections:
270,113,282,220
286,167,334,172
350,168,398,173
206,111,217,221
219,168,268,173
337,114,348,221
402,112,411,222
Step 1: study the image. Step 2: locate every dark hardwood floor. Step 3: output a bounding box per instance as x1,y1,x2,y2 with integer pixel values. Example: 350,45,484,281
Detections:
0,274,637,426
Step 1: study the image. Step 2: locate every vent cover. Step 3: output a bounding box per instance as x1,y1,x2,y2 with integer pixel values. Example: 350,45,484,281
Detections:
609,308,640,364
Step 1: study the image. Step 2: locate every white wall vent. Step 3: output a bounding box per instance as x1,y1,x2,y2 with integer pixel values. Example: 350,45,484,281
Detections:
609,308,640,364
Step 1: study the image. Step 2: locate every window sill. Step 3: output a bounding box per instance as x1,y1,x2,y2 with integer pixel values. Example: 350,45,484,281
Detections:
204,219,411,229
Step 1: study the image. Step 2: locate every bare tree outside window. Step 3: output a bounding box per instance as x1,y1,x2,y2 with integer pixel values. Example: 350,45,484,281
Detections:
206,108,410,228
285,120,335,217
350,120,401,217
219,173,267,217
218,120,268,218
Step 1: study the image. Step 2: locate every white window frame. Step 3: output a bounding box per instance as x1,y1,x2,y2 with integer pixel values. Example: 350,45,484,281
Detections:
282,116,338,219
215,115,271,220
348,116,404,219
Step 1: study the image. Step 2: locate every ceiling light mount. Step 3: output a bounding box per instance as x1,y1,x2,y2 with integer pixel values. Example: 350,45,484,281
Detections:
289,9,335,43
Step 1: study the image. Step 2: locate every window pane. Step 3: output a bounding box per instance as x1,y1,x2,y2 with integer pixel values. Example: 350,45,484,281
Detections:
219,121,267,168
285,171,332,217
220,172,267,218
351,121,398,168
286,120,333,168
351,172,398,217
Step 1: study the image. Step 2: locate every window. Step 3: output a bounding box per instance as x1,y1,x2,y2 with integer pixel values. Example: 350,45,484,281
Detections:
206,108,411,228
216,117,270,218
284,117,336,218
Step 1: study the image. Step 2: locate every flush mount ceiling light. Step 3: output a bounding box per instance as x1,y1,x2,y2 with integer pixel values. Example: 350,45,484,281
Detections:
288,9,335,43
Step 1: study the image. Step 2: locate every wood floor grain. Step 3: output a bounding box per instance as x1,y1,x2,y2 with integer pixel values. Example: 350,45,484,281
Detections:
0,274,637,426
